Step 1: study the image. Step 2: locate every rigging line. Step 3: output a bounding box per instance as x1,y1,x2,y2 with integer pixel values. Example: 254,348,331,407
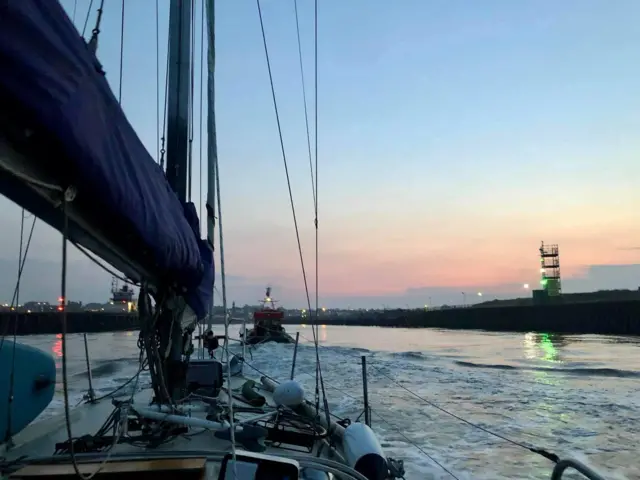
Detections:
106,333,147,407
72,243,137,286
292,0,323,407
368,366,559,462
255,0,327,417
372,409,458,479
88,358,149,404
60,194,120,480
86,0,104,55
72,0,78,25
156,0,160,163
187,0,196,202
16,210,25,306
81,0,95,38
160,5,172,171
127,345,147,407
268,361,450,480
293,0,316,209
214,123,237,475
291,366,458,479
295,333,559,464
118,0,125,104
2,214,36,445
205,0,232,454
313,0,319,339
198,0,205,223
311,0,331,432
239,359,348,424
0,215,36,349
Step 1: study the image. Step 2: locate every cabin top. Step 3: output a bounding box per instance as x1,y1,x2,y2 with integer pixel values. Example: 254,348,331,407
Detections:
254,309,284,322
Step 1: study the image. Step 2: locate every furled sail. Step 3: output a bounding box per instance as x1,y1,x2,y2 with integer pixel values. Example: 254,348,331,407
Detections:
0,0,213,318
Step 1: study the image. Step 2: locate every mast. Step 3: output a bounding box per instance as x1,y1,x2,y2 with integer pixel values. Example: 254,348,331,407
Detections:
158,0,192,402
205,0,217,332
165,0,192,199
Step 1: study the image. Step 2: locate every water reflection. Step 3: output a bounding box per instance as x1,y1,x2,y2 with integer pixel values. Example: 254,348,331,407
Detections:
295,324,328,342
52,334,62,370
320,325,327,342
111,331,134,338
52,334,62,356
522,332,568,363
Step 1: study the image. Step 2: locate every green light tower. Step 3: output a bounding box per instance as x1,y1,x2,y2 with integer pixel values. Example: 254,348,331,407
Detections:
539,241,562,296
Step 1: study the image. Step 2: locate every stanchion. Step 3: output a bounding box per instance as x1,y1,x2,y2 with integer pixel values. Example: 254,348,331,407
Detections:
290,332,300,380
83,333,96,402
361,355,370,427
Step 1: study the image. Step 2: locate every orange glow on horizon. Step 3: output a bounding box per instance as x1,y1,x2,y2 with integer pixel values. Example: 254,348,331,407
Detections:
222,195,640,297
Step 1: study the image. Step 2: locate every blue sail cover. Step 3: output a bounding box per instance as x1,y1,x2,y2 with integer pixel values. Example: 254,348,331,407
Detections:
183,202,214,319
0,0,213,318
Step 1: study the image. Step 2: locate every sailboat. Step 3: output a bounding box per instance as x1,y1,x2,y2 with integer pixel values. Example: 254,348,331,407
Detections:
0,1,610,479
0,1,400,479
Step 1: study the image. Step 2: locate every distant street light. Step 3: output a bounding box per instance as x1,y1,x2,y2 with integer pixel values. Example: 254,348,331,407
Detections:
477,292,482,297
461,292,466,306
523,283,530,290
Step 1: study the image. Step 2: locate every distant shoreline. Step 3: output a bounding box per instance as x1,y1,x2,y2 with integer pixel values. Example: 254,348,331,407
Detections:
3,297,640,336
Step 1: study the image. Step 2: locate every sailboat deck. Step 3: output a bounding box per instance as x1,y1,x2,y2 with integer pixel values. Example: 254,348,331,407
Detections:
4,372,331,475
10,457,209,480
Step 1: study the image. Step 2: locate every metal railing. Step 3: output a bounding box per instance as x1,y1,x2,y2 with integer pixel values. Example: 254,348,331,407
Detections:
550,458,606,480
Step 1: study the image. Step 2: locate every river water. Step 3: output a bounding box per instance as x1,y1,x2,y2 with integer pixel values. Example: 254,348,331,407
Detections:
20,326,639,479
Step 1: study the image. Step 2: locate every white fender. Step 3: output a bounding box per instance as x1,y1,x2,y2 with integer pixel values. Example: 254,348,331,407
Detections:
273,379,305,407
343,423,387,480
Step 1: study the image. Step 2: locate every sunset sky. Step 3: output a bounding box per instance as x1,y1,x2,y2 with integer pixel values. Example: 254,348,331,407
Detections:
2,0,640,307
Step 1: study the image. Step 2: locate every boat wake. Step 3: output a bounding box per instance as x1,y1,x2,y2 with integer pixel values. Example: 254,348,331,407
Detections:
454,360,640,379
71,358,131,379
30,330,640,479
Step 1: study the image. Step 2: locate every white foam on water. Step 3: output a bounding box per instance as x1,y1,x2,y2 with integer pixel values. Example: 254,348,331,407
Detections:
18,329,640,479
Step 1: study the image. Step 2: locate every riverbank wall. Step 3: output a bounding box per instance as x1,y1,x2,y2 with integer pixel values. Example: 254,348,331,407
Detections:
0,312,140,335
2,299,639,335
285,299,640,335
